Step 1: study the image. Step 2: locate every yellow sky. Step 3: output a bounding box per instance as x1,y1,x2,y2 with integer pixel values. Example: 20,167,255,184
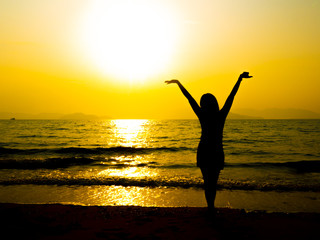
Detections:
1,0,320,118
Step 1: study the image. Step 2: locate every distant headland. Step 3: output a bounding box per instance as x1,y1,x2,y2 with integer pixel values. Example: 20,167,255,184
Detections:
0,108,319,120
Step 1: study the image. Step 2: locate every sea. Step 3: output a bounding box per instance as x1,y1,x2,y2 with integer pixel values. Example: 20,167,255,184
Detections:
0,119,319,213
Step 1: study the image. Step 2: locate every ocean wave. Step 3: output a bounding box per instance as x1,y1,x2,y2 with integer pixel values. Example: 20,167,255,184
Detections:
227,160,320,173
0,157,97,169
17,135,37,138
1,155,320,173
0,146,193,156
0,157,197,170
0,176,319,192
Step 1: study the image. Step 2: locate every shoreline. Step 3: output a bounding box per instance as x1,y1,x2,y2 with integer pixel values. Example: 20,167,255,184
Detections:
1,203,319,240
1,185,320,213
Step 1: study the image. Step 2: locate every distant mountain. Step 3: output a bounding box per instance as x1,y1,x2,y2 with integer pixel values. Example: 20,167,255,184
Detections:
227,112,262,119
233,108,320,119
60,113,99,120
1,108,319,120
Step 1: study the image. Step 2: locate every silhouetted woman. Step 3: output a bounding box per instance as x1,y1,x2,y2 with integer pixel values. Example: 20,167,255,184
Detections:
165,72,252,212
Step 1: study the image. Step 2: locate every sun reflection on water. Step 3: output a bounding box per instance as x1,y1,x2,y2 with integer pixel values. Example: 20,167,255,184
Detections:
98,166,158,178
97,119,158,205
89,186,165,206
111,119,149,147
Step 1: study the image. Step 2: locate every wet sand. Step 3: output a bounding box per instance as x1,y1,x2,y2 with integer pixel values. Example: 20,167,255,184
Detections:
0,203,319,240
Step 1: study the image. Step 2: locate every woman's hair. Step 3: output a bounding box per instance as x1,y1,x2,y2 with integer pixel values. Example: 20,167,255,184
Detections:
200,93,219,112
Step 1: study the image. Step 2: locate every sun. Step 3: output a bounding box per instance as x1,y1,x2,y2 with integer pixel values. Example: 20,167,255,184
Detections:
81,0,179,83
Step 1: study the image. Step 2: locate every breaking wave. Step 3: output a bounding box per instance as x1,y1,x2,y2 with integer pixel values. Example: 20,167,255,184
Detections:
0,176,319,192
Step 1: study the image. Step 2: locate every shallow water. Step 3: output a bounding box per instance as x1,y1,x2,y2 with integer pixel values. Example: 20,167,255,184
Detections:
1,185,319,213
0,119,319,211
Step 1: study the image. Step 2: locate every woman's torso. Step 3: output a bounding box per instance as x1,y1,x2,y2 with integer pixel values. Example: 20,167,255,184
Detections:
197,111,226,169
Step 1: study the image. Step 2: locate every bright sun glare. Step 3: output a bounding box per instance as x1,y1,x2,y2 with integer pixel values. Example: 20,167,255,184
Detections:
81,0,178,83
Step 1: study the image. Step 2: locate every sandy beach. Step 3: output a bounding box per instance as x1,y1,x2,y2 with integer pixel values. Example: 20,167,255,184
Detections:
0,203,319,240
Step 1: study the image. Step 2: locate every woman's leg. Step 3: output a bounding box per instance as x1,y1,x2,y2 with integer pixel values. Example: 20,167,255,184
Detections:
201,168,220,211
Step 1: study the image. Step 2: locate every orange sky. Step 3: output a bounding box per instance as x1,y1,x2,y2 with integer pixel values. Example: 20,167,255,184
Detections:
1,0,320,118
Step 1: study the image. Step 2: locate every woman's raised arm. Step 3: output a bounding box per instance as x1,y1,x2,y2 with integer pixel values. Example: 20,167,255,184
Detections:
221,72,252,118
165,79,201,117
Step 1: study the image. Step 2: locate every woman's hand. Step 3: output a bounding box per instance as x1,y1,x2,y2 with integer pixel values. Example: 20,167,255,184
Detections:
239,72,253,79
165,79,180,84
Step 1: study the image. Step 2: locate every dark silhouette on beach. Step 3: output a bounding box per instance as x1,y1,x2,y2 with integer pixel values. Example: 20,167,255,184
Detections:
165,72,252,212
